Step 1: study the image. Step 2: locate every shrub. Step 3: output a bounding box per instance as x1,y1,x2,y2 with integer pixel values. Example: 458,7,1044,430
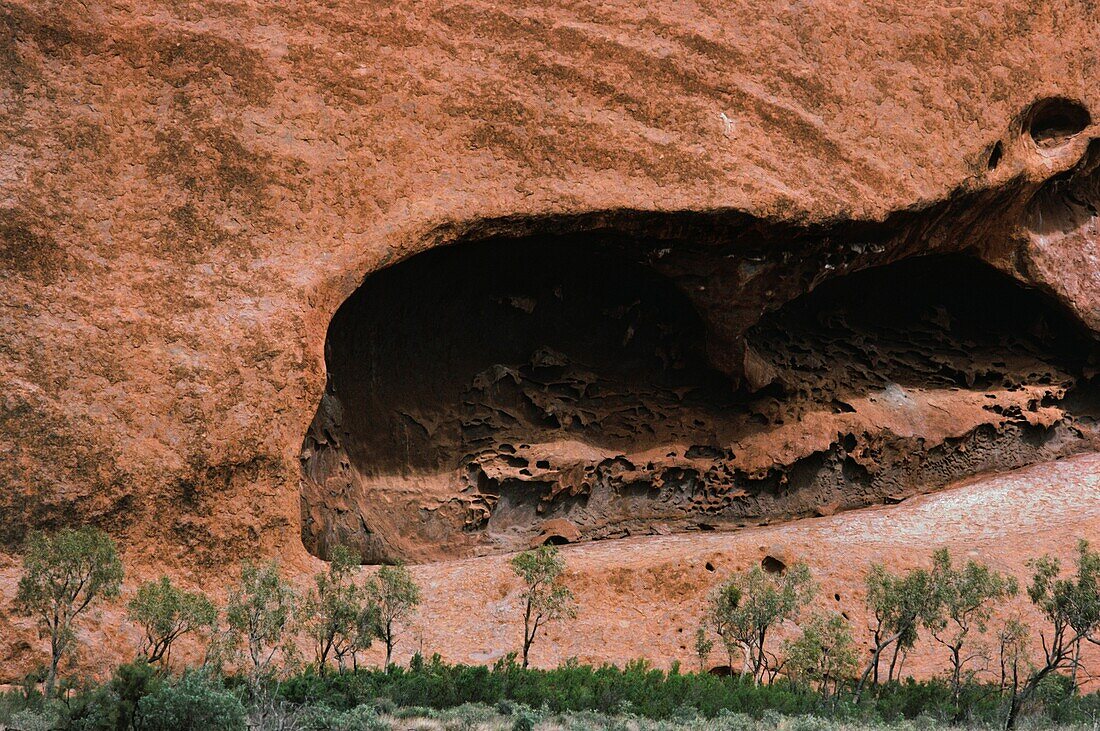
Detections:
394,705,439,719
785,715,832,731
512,704,541,731
512,717,535,731
7,704,62,731
715,710,756,731
440,702,498,731
135,671,246,731
298,702,391,731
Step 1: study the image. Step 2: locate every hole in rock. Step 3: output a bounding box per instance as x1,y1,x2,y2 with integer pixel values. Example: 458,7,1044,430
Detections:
542,534,570,546
705,562,716,572
1026,139,1100,237
1025,98,1091,148
300,230,1100,563
987,141,1003,170
761,555,787,574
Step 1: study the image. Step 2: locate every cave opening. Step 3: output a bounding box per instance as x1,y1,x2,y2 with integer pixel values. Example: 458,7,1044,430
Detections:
1025,97,1092,148
301,231,1099,564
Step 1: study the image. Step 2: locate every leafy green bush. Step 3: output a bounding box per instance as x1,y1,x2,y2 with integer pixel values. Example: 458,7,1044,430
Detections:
7,704,62,731
298,702,391,731
715,709,756,731
784,715,832,731
135,671,246,731
511,705,540,731
61,660,162,731
432,701,498,731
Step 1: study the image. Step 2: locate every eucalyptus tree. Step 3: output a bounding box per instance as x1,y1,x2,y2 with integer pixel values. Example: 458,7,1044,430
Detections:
128,576,217,666
15,527,123,697
1004,540,1100,730
510,545,576,669
707,562,815,683
364,562,421,669
924,549,1017,716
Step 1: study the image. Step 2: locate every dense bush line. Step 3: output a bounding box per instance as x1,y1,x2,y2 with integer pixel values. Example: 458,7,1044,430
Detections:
4,657,1100,730
7,527,1100,729
277,654,1100,726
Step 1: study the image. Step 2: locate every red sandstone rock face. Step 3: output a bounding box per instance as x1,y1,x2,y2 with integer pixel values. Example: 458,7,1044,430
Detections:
0,0,1098,678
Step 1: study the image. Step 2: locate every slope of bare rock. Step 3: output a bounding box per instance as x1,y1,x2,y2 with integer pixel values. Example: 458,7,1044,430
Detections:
403,453,1100,674
3,454,1099,682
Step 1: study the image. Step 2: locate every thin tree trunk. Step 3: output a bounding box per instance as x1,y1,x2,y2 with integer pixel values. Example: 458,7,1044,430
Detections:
45,626,63,699
888,641,902,682
1070,638,1081,692
951,645,963,719
522,599,533,669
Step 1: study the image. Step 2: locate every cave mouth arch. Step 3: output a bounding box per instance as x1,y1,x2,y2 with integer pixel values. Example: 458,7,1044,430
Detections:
300,233,736,563
300,229,1099,565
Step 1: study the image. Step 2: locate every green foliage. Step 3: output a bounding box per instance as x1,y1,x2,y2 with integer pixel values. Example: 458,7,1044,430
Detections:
135,670,246,731
862,563,935,688
995,618,1030,693
7,701,64,731
224,559,298,682
783,612,858,697
439,701,499,731
1004,540,1100,728
510,545,576,668
694,627,715,673
706,562,815,683
924,549,1017,709
511,705,539,731
127,577,217,666
498,700,542,731
15,527,124,697
277,656,828,719
364,562,421,668
297,702,390,731
707,581,743,674
1028,539,1100,640
60,659,161,730
302,545,367,672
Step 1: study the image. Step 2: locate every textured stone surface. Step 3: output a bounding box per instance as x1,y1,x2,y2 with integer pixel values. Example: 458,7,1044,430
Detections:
0,0,1099,678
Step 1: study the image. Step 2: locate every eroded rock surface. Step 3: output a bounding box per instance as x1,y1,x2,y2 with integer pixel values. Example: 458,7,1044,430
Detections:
301,240,1100,562
0,0,1099,677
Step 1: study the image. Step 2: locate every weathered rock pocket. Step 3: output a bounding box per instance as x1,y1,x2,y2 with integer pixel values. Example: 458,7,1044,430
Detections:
300,210,1100,563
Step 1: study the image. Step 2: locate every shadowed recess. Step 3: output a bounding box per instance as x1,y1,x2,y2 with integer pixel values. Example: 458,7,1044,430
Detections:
301,233,1100,564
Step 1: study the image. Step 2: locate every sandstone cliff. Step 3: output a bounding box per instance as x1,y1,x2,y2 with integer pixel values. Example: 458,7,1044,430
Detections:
0,0,1098,678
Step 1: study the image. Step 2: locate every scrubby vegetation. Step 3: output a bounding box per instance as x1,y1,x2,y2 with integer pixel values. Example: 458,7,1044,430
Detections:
6,659,1100,731
5,532,1100,730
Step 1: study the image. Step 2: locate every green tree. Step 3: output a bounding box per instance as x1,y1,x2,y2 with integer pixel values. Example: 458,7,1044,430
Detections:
693,626,714,672
784,611,858,698
706,562,815,684
510,545,576,669
924,548,1017,716
364,562,421,669
302,545,363,673
706,581,744,674
349,601,380,670
996,618,1030,696
14,527,124,697
225,560,298,683
1004,540,1100,730
857,563,934,696
128,577,217,666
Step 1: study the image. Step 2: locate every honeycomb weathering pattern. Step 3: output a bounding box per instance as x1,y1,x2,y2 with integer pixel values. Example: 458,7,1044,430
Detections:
0,0,1098,677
